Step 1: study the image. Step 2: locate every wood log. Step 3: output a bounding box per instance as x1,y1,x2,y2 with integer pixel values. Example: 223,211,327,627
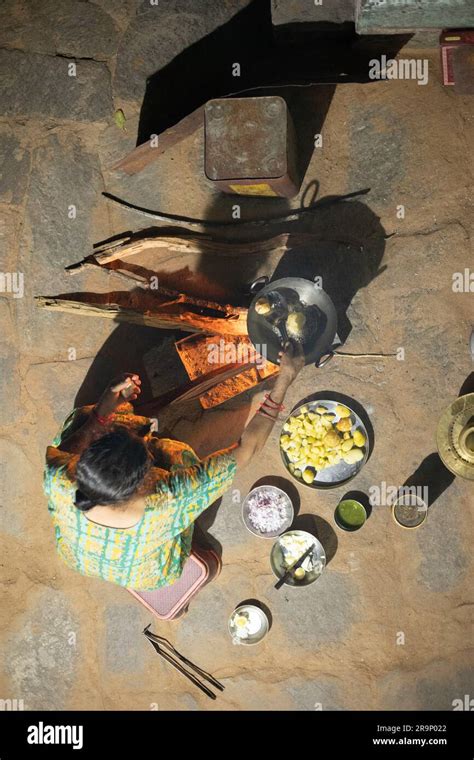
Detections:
111,106,203,175
94,232,315,265
66,232,320,273
63,266,247,315
35,296,248,336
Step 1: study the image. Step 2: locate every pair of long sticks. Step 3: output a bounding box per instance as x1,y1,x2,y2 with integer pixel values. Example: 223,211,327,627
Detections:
143,625,224,700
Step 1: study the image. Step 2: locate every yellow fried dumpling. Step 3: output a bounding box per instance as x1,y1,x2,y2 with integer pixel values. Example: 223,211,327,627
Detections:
255,297,272,315
315,406,328,415
335,404,351,418
286,311,306,336
353,430,366,447
341,438,354,452
336,417,352,432
342,448,364,464
323,430,341,449
302,468,315,484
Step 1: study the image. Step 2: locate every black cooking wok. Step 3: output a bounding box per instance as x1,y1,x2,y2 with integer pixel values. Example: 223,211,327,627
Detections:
247,276,339,367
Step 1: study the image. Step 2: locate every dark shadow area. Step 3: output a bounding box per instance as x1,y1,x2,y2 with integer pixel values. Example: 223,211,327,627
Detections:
137,0,413,148
292,513,338,565
195,195,386,337
293,389,375,461
194,192,292,298
459,372,474,396
138,0,273,145
74,321,180,408
339,489,373,519
270,202,386,344
194,498,223,562
251,475,301,517
403,452,455,510
287,86,335,184
273,20,356,45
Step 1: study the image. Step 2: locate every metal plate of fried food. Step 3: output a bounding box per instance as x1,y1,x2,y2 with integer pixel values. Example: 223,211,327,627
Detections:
279,399,369,489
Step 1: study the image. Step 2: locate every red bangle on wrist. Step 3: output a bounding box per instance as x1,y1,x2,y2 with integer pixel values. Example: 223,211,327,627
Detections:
92,407,115,426
263,393,285,412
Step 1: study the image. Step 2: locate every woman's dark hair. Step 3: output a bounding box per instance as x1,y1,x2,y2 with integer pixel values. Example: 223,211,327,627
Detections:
74,427,151,511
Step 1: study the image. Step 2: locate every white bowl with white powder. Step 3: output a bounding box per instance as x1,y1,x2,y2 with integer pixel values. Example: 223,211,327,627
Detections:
242,485,294,539
228,605,269,645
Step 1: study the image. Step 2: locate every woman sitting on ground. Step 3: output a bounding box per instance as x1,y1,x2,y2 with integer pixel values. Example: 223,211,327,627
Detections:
43,343,304,591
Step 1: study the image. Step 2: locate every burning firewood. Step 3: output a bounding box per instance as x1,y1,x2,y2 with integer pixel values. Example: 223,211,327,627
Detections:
35,290,248,337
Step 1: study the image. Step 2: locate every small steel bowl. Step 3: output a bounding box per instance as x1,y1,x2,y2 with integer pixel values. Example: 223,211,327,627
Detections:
392,494,428,529
270,529,326,587
334,498,367,532
242,485,294,539
228,605,269,646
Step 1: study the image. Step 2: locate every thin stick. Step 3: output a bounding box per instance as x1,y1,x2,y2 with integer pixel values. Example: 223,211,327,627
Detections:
335,351,398,358
144,627,224,691
145,637,217,700
102,189,370,230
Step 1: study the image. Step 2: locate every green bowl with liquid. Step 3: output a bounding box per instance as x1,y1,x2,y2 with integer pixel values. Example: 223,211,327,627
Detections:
334,499,367,532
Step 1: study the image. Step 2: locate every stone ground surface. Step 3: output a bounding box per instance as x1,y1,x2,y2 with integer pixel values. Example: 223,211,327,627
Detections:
0,1,473,712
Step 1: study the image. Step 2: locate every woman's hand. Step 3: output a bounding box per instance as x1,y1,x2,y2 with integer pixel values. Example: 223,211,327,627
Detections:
96,373,142,417
277,341,305,386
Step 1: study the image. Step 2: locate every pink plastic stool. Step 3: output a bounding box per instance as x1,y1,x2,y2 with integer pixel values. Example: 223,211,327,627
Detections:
127,547,222,620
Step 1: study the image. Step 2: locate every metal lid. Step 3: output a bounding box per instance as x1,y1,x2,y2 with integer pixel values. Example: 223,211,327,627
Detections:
204,96,288,181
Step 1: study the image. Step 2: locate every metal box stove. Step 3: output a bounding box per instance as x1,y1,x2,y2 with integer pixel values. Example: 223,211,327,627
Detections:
204,96,300,198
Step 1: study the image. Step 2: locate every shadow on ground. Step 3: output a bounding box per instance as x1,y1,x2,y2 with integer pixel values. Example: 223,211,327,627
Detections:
292,513,338,565
196,195,387,346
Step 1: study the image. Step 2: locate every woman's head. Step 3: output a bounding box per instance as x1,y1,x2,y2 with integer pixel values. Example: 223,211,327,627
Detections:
74,427,151,511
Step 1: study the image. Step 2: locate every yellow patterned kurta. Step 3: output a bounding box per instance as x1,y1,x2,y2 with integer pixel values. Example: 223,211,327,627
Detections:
43,405,236,590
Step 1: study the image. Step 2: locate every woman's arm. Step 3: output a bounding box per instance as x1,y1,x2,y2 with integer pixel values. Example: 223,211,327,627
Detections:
59,374,142,455
233,342,305,470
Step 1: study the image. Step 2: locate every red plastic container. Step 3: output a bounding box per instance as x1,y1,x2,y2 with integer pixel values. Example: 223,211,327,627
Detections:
127,547,221,620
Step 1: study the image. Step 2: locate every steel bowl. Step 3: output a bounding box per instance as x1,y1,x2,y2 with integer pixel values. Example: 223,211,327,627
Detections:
242,485,294,539
228,604,269,646
247,276,338,367
280,398,369,490
334,499,367,532
270,530,326,587
392,494,428,529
